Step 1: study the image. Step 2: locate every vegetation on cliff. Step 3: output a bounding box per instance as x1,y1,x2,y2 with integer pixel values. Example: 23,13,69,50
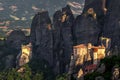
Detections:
84,56,120,80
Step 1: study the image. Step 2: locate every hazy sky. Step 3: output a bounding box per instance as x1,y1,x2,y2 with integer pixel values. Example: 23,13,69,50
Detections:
0,0,85,15
0,0,85,27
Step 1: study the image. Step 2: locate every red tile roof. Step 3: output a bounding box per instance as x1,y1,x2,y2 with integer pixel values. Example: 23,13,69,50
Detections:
85,64,97,70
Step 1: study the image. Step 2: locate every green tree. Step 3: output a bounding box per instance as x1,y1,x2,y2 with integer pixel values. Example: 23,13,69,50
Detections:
32,73,44,80
56,73,67,80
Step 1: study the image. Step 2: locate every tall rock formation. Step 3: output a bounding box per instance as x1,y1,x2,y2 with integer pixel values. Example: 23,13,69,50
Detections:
61,5,74,69
30,11,53,66
74,10,100,45
6,30,26,50
103,0,120,51
53,5,74,73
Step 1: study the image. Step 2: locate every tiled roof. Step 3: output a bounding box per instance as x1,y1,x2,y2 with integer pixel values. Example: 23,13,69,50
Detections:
85,64,97,70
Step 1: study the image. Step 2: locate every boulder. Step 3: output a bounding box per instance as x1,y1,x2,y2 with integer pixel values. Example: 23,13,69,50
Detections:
53,10,63,74
83,0,105,25
61,5,74,65
52,5,74,73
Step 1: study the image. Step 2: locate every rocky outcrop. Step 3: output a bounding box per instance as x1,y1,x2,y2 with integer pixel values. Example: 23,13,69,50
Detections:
6,30,26,50
83,0,105,25
53,5,74,73
30,11,52,45
61,5,74,70
53,10,63,74
75,0,108,45
103,0,120,51
83,0,120,53
30,11,53,66
74,14,100,45
29,1,120,76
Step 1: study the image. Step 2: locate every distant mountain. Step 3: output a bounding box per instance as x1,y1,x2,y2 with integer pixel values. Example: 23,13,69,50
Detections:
0,0,84,28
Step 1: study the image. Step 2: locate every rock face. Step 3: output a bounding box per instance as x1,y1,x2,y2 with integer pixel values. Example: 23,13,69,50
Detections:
6,30,26,50
61,5,74,69
29,1,120,75
30,11,53,66
74,14,100,45
53,5,74,73
83,0,105,25
103,0,120,51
